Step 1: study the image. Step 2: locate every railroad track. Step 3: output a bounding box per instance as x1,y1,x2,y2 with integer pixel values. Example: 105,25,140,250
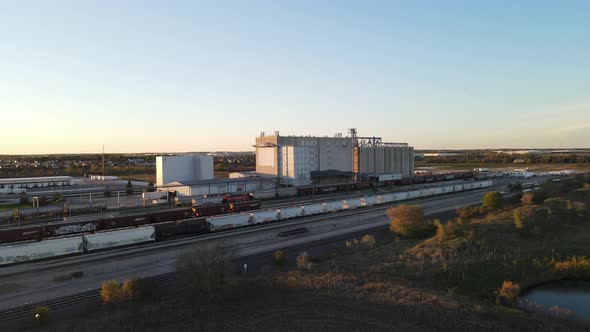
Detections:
0,179,499,325
2,179,482,228
0,185,500,281
0,221,388,324
0,272,178,323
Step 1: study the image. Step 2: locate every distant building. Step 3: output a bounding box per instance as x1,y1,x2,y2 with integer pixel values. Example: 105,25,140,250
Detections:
255,129,414,186
158,177,276,196
422,153,459,157
0,176,81,194
156,155,214,187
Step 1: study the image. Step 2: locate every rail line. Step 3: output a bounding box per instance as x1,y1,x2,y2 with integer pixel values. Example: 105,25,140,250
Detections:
0,218,405,324
0,184,500,280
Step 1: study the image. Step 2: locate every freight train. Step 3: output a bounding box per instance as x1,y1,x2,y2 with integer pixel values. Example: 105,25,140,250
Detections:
293,171,501,196
0,201,262,244
0,181,493,266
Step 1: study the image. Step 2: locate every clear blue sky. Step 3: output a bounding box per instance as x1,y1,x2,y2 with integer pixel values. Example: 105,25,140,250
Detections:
1,0,589,154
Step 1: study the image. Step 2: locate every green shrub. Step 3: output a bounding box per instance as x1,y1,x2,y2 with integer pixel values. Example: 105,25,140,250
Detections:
273,250,288,266
513,205,552,235
483,192,503,210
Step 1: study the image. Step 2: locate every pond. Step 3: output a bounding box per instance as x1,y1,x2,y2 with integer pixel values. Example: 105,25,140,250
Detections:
520,280,590,321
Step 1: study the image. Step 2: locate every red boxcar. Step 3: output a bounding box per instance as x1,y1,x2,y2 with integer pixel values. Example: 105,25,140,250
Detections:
222,193,253,204
231,201,261,212
102,215,150,229
149,208,192,223
192,204,232,217
0,225,45,243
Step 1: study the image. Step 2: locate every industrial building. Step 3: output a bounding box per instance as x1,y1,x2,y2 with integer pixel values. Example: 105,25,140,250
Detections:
0,176,81,194
156,155,214,187
157,177,276,196
255,129,414,186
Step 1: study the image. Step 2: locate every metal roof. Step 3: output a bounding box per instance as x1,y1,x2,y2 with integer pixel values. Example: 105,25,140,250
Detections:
158,176,273,188
0,176,75,185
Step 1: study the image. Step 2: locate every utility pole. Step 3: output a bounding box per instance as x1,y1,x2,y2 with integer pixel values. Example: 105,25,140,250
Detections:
102,144,105,177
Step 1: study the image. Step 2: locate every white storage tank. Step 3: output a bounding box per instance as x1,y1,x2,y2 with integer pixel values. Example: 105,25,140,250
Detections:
84,227,155,252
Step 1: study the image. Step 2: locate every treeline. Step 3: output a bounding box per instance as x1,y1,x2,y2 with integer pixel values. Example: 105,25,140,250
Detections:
421,153,590,165
0,154,157,163
0,165,155,178
213,155,256,172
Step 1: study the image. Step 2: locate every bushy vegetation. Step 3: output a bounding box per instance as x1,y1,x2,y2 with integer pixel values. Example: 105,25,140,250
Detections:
457,205,488,219
497,281,520,305
434,219,463,242
482,191,503,210
387,205,432,237
100,278,161,305
273,250,288,266
296,252,312,270
176,245,235,301
100,280,124,304
551,257,590,278
360,234,376,248
520,192,534,205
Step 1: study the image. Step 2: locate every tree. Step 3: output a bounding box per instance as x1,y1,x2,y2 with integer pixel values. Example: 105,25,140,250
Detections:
100,280,124,304
387,205,432,237
521,192,534,205
497,281,520,305
273,250,288,266
483,191,503,210
176,245,235,301
126,180,133,195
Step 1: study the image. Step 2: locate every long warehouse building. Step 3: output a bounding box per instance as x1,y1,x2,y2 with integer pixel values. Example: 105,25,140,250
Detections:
255,129,414,186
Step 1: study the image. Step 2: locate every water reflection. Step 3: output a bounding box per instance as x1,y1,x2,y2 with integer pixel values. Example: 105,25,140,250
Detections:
521,281,590,321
